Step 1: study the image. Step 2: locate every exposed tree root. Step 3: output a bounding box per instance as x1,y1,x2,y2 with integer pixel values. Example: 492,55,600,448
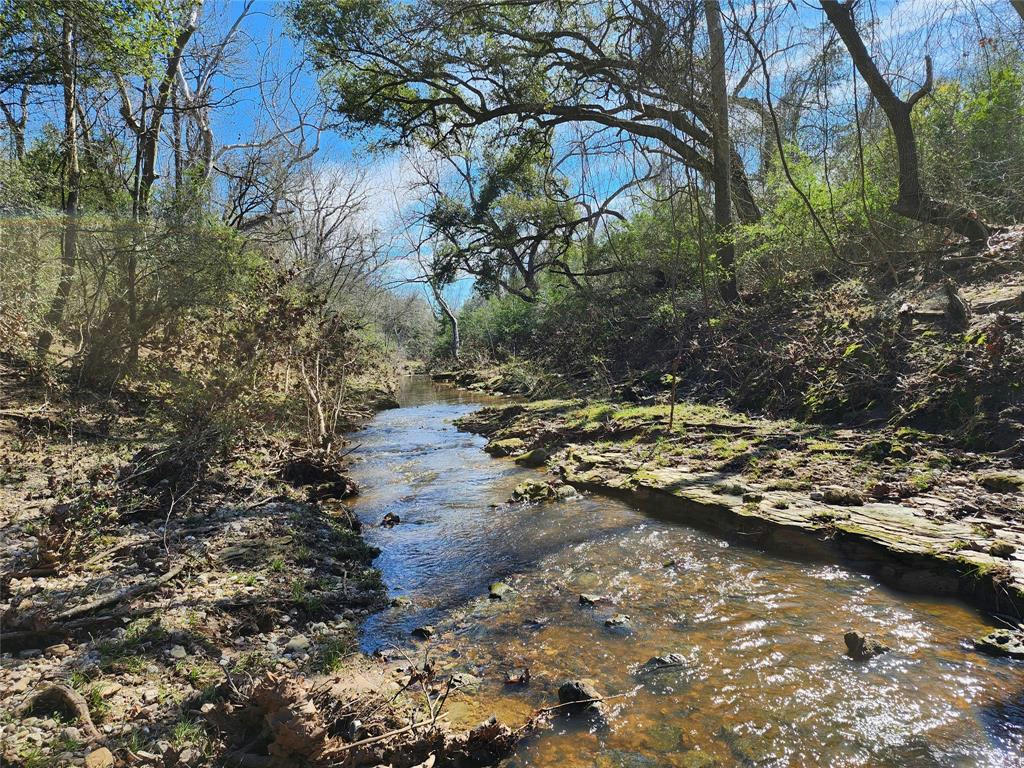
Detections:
21,684,102,742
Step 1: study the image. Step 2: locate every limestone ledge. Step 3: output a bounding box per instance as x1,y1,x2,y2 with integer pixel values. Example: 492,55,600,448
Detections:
558,446,1024,615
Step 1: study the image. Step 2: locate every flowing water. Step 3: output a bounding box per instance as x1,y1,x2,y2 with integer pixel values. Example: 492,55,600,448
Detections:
348,376,1024,767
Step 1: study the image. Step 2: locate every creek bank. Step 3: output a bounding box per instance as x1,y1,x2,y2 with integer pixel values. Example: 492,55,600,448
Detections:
0,363,526,767
456,398,1024,619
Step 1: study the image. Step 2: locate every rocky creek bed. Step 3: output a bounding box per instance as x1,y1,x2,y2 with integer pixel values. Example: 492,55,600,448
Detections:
334,376,1024,766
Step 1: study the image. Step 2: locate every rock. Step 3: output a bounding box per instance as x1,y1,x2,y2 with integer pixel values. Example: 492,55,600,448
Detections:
44,643,71,657
169,644,187,659
18,648,42,659
719,725,778,765
510,480,556,503
809,491,824,501
579,593,609,606
285,634,310,653
524,617,549,628
978,471,1024,493
93,681,122,699
503,667,530,685
821,486,864,506
636,653,688,675
450,672,482,689
412,625,435,639
844,630,890,660
742,492,764,503
514,448,550,468
557,679,603,713
380,512,401,527
485,438,527,457
488,582,513,600
605,614,632,629
85,747,115,768
62,726,82,742
554,484,577,500
679,749,716,768
974,628,1024,659
989,541,1015,558
9,676,29,693
178,747,200,765
142,688,160,704
390,596,413,608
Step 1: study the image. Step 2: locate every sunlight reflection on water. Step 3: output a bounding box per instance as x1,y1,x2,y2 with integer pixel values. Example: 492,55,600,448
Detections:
349,376,1024,767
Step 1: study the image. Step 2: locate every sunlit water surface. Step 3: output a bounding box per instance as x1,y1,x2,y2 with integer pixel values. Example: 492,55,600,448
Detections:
348,376,1024,767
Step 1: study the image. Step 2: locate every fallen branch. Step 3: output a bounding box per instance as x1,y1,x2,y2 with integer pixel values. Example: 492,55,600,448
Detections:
54,562,185,623
526,687,639,719
335,714,449,753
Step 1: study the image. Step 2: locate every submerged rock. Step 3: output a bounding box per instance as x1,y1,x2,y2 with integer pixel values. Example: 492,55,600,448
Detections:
514,448,550,468
974,628,1024,659
605,614,632,630
412,625,435,639
503,667,530,685
488,582,513,600
636,653,688,675
485,438,527,457
557,679,603,714
844,630,889,660
579,593,609,606
678,748,716,768
390,596,413,609
380,512,401,527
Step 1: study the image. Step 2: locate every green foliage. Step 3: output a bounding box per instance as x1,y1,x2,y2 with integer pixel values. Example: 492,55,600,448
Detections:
916,56,1024,222
736,146,884,288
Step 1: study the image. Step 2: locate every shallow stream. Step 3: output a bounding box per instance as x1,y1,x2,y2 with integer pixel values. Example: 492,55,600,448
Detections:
348,376,1024,767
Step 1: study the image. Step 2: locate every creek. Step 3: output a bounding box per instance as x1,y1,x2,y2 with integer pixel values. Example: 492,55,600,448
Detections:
348,375,1024,767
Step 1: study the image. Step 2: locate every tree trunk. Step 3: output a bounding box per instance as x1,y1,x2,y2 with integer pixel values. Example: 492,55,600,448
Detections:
821,0,991,241
136,4,201,215
703,0,739,301
434,289,460,360
37,17,80,360
172,84,183,194
0,86,28,161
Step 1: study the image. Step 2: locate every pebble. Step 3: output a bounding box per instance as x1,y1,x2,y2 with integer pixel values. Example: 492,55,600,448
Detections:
169,644,187,659
84,747,115,768
285,634,310,653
